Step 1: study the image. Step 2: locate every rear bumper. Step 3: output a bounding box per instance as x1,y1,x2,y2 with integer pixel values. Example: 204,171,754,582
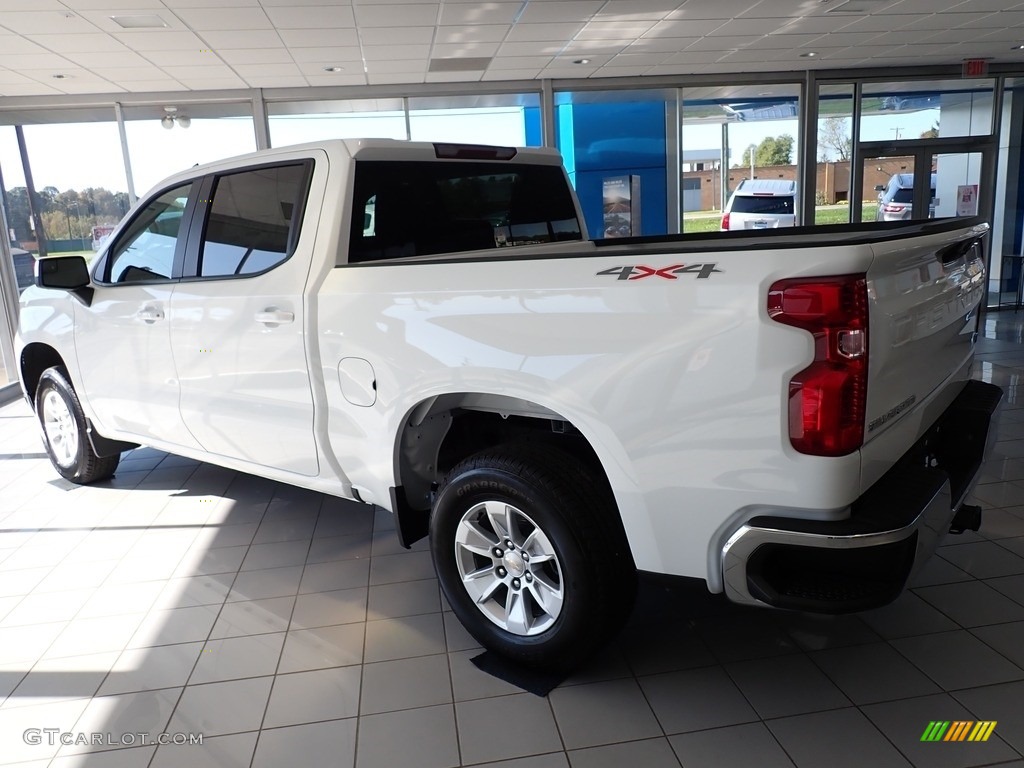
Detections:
722,379,1002,613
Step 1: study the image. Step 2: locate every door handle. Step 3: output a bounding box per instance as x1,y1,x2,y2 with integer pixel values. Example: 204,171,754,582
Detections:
137,307,164,323
255,308,295,325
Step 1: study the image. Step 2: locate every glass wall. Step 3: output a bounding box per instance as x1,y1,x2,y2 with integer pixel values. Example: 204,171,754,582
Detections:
408,93,542,146
268,98,408,147
123,103,256,196
816,86,857,224
680,84,801,233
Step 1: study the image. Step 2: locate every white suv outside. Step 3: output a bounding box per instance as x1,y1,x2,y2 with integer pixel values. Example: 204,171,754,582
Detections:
720,179,797,231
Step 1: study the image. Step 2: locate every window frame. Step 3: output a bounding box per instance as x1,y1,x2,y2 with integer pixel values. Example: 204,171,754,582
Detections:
180,159,314,282
93,180,200,286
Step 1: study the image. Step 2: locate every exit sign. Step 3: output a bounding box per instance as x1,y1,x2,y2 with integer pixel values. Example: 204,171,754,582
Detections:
962,59,989,77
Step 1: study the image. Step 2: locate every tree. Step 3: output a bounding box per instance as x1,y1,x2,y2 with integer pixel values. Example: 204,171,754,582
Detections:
738,135,795,167
920,123,939,139
818,116,852,162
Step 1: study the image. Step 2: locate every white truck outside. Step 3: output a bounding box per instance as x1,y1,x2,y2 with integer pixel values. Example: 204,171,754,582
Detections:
15,139,1000,670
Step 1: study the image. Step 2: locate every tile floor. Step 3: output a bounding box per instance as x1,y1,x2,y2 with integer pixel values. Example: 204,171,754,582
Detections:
2,314,1024,767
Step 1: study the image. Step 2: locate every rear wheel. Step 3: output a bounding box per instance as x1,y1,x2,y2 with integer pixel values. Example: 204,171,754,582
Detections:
36,367,119,484
430,443,636,670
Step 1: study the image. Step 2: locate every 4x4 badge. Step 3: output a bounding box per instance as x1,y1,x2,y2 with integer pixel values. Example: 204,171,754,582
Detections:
596,263,722,280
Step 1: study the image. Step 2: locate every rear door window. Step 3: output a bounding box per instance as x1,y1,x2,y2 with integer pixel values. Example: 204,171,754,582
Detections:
196,162,311,278
349,161,582,263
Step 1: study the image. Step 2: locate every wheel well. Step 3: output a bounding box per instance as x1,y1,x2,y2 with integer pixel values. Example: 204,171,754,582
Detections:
19,343,66,406
394,394,611,515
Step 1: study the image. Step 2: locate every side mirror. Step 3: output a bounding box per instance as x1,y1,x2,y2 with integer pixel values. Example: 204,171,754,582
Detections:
874,185,885,192
36,256,93,305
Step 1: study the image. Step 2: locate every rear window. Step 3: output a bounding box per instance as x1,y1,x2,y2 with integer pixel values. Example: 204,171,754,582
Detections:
729,195,794,215
348,161,582,263
891,189,914,204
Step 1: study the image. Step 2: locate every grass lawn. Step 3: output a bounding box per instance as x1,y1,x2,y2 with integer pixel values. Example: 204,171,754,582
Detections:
681,204,877,233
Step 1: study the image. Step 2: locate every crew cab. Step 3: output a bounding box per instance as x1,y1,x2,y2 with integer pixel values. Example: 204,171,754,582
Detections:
15,139,1000,670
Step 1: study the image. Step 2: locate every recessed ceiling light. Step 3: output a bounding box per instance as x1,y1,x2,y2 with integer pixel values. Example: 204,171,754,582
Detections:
800,51,818,57
1013,44,1024,50
51,74,68,79
323,66,344,72
573,58,591,64
110,14,169,29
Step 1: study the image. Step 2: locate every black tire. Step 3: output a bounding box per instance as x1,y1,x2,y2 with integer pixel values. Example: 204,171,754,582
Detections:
35,367,119,484
430,442,636,671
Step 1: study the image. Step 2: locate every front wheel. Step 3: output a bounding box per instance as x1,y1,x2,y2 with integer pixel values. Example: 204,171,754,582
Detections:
430,443,636,671
36,367,119,484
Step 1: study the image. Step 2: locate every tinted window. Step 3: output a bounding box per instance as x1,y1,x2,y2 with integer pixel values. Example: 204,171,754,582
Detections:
107,184,191,283
892,189,914,203
730,195,794,215
198,163,309,277
349,161,581,263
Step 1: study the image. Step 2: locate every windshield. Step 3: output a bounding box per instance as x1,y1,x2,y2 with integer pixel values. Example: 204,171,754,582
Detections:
730,196,794,215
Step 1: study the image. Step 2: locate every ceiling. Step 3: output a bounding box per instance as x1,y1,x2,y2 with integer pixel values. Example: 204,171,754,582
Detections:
0,0,1022,99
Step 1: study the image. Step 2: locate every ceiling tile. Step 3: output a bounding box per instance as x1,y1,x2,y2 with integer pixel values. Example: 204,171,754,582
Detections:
264,6,355,29
708,17,792,37
232,63,303,78
759,33,824,48
0,0,68,9
172,8,272,31
295,60,360,76
645,19,729,37
48,78,125,94
626,36,700,52
108,79,184,91
577,21,657,39
0,83,64,95
436,25,509,43
60,0,165,7
815,31,887,47
666,0,768,20
91,65,179,81
0,34,50,54
497,41,566,56
504,22,583,42
289,46,363,63
144,49,228,66
26,33,129,53
594,0,686,21
439,3,523,26
0,10,101,35
832,14,922,33
112,30,206,50
487,55,553,69
198,30,284,49
560,40,630,54
63,50,152,68
425,70,483,82
0,52,78,69
517,1,604,24
356,3,438,27
217,48,294,65
242,75,309,87
364,45,431,61
683,35,762,51
607,51,671,66
277,28,359,47
359,26,434,45
163,0,260,6
883,0,963,12
162,64,240,79
431,42,500,58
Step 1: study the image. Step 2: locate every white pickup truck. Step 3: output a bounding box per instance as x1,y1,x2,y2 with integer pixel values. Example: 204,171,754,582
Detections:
15,139,1000,670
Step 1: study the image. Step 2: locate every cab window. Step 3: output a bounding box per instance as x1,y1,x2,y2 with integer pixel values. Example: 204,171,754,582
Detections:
106,184,191,283
196,163,310,278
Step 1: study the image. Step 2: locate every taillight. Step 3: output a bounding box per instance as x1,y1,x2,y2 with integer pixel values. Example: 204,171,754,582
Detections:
767,275,868,457
721,212,730,230
882,203,906,213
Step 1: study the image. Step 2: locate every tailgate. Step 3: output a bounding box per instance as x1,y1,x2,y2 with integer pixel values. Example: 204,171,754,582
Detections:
865,223,988,446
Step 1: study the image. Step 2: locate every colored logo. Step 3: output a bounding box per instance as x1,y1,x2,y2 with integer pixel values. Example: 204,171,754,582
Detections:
596,263,722,280
921,721,997,742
